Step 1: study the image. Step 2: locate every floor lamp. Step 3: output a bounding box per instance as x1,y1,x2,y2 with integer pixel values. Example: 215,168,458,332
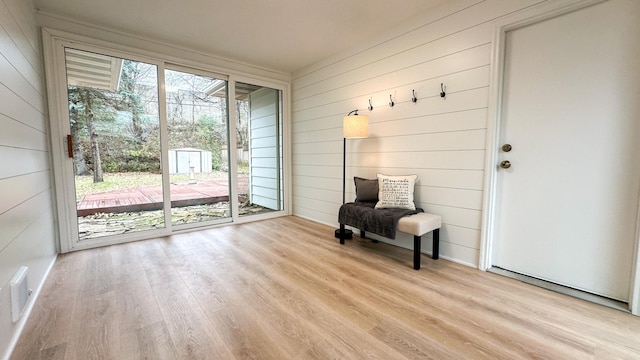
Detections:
334,110,369,239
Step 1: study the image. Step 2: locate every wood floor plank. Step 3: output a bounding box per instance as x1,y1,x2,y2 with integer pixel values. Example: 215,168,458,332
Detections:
328,238,595,358
323,247,583,356
231,259,403,359
80,247,115,297
168,244,290,359
118,321,178,360
64,290,119,360
10,216,640,359
192,226,405,359
240,222,500,358
38,343,67,360
139,256,232,359
212,258,339,358
109,243,164,335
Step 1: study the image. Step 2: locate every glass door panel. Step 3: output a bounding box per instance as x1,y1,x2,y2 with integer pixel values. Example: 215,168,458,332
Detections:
65,48,164,240
165,69,230,225
235,83,283,216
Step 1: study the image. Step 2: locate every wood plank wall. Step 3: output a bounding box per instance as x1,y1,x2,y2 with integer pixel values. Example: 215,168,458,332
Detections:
249,87,283,210
291,0,546,267
0,0,57,358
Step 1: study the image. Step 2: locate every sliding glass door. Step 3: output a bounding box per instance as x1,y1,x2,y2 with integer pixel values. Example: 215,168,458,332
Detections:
65,48,165,240
165,68,231,227
63,49,233,243
235,83,283,217
48,38,287,251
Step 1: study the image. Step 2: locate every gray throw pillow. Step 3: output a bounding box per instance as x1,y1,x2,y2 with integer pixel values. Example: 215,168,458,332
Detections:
354,177,378,202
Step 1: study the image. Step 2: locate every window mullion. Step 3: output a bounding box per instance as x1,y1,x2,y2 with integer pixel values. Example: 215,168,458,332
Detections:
228,78,240,221
157,62,173,232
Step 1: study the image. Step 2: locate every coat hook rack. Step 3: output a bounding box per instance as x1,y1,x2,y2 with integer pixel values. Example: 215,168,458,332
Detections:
389,94,395,108
411,89,418,103
440,83,446,98
368,98,373,111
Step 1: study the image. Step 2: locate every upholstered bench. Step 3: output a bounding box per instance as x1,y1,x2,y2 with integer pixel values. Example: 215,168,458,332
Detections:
338,174,441,270
339,212,441,270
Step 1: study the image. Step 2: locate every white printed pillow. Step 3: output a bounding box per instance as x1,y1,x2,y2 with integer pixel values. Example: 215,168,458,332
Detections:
375,174,418,210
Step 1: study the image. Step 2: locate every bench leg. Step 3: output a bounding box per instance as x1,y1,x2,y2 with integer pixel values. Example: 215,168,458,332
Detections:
339,224,345,244
360,230,379,243
432,229,439,260
413,235,421,270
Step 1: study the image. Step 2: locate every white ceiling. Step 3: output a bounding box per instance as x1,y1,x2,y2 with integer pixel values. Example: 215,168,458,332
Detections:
34,0,448,74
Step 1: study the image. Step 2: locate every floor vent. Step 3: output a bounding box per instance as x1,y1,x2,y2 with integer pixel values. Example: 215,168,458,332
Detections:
10,266,32,323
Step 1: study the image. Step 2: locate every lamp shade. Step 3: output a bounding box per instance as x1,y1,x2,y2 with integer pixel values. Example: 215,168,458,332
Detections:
343,114,369,138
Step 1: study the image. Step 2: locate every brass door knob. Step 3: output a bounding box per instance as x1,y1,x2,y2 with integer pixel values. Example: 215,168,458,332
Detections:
500,160,511,169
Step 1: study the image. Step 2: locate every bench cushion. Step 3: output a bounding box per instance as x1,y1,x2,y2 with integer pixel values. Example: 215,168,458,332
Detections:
397,213,442,236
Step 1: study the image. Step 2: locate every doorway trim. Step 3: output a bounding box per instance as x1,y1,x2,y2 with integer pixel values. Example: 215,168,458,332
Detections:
479,0,640,315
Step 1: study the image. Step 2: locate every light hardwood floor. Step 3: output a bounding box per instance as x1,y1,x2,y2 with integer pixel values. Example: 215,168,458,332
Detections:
11,216,640,359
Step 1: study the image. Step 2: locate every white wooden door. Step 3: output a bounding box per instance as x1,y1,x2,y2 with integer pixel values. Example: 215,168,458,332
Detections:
493,0,640,301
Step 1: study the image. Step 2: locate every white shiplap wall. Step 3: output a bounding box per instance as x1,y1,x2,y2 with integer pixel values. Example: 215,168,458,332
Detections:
0,0,57,358
291,0,546,267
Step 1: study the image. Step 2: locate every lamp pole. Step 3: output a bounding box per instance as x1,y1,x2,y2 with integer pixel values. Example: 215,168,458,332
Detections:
335,134,353,239
335,110,368,239
342,136,347,205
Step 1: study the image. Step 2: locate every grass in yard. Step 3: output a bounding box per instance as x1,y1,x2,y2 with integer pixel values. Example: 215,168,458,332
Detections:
75,172,159,199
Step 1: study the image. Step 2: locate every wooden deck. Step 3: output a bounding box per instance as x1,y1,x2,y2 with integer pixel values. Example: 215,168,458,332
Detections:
76,177,248,216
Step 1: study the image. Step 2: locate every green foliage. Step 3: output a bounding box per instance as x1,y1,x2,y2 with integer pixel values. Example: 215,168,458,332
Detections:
167,114,227,170
68,87,118,126
69,59,230,174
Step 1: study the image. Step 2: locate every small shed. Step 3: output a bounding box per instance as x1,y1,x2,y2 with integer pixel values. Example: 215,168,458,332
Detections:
168,148,212,174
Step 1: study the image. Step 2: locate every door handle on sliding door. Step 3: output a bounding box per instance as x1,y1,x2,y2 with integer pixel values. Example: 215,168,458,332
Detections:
67,134,73,158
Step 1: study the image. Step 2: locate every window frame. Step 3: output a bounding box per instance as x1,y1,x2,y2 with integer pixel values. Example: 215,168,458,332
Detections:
42,28,291,253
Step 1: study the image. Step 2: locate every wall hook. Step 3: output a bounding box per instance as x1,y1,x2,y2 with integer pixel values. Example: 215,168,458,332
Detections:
440,83,446,98
389,94,395,108
368,98,373,111
411,89,418,103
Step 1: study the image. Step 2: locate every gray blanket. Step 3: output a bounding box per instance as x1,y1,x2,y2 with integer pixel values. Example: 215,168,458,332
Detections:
338,202,423,239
